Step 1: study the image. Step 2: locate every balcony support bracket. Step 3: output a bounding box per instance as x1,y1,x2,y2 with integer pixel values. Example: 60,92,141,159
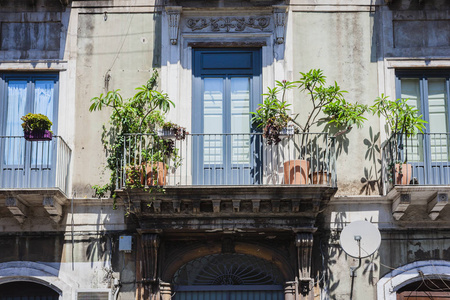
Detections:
295,233,314,296
141,233,160,284
232,200,241,213
428,193,448,220
272,200,280,212
392,193,411,220
212,200,221,213
6,197,27,224
173,200,181,213
252,200,260,213
43,196,63,223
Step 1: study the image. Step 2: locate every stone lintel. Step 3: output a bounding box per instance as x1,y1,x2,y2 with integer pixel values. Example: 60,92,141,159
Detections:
428,193,448,220
392,193,411,220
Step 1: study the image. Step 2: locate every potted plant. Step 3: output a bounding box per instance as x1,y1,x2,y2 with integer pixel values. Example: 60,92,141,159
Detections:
370,94,427,185
21,113,53,141
252,69,367,185
89,69,185,200
158,122,188,140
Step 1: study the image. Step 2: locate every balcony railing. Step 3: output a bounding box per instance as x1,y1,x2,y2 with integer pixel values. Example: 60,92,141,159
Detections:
0,136,71,195
117,133,336,189
382,133,450,192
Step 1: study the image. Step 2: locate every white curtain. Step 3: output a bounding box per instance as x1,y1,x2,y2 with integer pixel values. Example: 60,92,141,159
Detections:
32,80,54,166
4,81,27,165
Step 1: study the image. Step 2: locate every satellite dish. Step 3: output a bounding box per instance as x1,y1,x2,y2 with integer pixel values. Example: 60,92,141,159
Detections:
340,220,381,258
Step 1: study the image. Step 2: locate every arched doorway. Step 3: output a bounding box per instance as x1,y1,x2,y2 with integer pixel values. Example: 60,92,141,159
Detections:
0,281,60,300
396,278,450,299
377,260,450,300
172,253,285,300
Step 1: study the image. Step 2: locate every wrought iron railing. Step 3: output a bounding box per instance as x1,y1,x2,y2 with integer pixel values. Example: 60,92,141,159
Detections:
0,136,71,194
117,133,336,189
382,133,450,193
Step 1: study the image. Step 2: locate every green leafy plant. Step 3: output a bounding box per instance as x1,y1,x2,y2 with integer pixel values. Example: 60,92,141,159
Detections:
251,69,368,145
21,113,53,132
251,81,294,144
295,69,367,135
370,94,427,180
370,94,427,137
89,69,182,200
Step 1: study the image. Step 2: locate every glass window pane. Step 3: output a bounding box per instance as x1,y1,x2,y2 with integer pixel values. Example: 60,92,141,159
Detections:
428,78,448,161
231,78,250,164
33,80,55,166
203,78,223,164
34,80,54,122
401,78,424,162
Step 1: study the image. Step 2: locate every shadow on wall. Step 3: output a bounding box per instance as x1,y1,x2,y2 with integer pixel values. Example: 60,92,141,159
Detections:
360,127,381,195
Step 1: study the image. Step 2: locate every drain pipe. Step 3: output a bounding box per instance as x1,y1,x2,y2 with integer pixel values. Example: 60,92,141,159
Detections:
349,236,362,300
113,278,121,300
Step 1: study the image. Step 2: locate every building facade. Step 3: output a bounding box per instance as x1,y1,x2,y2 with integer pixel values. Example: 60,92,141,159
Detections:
1,0,450,299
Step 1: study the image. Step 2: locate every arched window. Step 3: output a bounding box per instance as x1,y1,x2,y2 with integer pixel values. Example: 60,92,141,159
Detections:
172,253,285,300
0,281,59,300
397,278,450,299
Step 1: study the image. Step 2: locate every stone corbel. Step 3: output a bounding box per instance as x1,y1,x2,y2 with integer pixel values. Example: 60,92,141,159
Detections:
141,234,160,284
6,197,27,224
273,5,287,44
428,193,448,220
392,193,410,220
295,233,313,296
43,196,63,223
166,6,182,45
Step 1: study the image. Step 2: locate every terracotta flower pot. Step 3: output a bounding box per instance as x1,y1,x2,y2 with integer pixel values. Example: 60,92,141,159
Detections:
395,163,412,185
283,160,310,184
145,162,167,186
312,171,329,184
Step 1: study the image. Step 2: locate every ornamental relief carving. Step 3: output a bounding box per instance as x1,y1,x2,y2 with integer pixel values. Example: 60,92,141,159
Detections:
185,16,271,33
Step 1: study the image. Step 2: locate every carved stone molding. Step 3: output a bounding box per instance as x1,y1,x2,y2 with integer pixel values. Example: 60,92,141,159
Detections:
166,6,182,45
141,234,160,283
186,16,270,33
295,233,313,281
273,5,287,44
295,233,314,296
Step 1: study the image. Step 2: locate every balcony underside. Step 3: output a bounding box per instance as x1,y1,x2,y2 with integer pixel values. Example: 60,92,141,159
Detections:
116,185,337,233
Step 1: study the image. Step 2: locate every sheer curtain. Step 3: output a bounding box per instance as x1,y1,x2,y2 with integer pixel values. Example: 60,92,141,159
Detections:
32,80,54,166
4,81,27,165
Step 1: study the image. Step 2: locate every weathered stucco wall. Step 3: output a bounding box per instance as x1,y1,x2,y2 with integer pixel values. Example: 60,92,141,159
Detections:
292,11,380,196
74,12,161,197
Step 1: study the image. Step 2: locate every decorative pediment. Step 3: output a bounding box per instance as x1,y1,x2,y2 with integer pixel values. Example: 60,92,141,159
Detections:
185,16,271,33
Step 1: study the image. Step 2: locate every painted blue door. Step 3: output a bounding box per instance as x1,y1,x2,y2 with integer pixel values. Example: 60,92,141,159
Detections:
396,71,450,184
192,49,262,185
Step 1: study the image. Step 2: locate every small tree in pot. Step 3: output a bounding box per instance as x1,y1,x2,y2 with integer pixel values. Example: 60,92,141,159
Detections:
252,69,367,184
370,94,427,185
